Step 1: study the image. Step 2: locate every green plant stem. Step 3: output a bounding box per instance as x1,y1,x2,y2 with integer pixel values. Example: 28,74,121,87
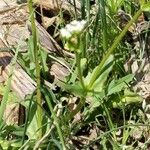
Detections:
87,8,142,89
0,47,19,126
81,0,85,19
99,0,108,51
28,0,42,138
22,92,35,145
73,0,77,19
66,52,86,121
80,0,86,58
84,0,90,58
75,52,86,90
91,3,100,47
42,88,66,150
103,103,117,142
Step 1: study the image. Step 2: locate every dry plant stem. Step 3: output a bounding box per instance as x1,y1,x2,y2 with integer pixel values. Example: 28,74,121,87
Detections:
33,125,55,150
87,8,142,89
0,3,27,14
39,0,44,28
28,0,42,138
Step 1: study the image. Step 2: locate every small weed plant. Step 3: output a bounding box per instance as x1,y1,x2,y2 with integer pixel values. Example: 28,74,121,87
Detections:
0,0,150,149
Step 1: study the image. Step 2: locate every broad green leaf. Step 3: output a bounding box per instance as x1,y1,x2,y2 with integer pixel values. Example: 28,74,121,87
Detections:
141,3,150,11
0,84,19,103
60,82,86,97
84,55,114,92
80,58,87,74
107,74,134,96
84,89,106,121
26,102,39,139
0,139,10,150
139,0,146,7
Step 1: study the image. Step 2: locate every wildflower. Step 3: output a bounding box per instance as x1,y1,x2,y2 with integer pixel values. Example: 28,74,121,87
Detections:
60,20,86,52
66,24,77,33
60,20,86,39
70,20,78,25
60,28,72,39
80,20,87,27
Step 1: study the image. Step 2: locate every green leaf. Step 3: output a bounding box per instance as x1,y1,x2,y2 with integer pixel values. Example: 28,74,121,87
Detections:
49,139,62,150
10,139,22,148
0,139,10,149
84,55,114,92
80,58,87,74
0,84,19,103
141,3,150,11
107,74,134,96
112,90,142,108
60,82,86,97
139,0,146,7
26,102,39,139
40,48,49,73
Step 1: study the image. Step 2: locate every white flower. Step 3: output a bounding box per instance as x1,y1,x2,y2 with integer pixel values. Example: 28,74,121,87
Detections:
70,20,86,34
60,28,71,39
80,20,86,26
70,20,79,25
60,20,87,39
66,24,77,33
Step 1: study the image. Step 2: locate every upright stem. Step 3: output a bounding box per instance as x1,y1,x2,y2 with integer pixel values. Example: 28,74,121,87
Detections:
66,52,87,121
73,0,77,19
99,0,108,51
81,0,85,19
75,52,86,90
0,47,19,126
85,0,90,58
28,0,42,138
42,88,66,150
81,0,86,57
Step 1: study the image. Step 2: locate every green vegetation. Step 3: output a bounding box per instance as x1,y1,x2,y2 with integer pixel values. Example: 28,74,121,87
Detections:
0,0,150,149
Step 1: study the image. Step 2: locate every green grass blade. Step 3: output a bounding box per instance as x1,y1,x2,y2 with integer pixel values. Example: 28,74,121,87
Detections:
0,47,19,127
28,0,42,138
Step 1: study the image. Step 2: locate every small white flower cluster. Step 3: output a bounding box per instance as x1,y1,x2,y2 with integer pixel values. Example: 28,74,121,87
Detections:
60,20,86,39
